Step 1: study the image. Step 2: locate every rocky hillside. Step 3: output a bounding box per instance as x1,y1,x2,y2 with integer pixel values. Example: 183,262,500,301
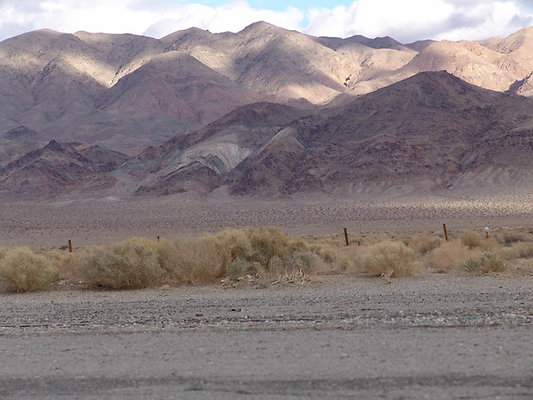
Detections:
0,141,128,198
125,71,533,198
2,23,533,157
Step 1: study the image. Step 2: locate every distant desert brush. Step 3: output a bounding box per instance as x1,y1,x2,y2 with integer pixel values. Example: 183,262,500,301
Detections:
409,234,443,255
459,231,498,250
159,236,225,283
82,238,164,289
462,252,506,274
428,241,480,272
359,241,424,277
0,247,59,292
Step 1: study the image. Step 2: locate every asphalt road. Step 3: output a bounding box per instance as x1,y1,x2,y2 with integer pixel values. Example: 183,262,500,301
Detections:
1,275,532,399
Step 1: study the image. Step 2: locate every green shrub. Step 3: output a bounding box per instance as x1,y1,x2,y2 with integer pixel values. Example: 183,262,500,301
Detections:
462,252,506,274
359,241,424,277
0,247,58,292
83,239,164,289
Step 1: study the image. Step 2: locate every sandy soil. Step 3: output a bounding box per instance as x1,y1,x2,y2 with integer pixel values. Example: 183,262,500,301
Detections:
0,274,532,398
1,194,532,247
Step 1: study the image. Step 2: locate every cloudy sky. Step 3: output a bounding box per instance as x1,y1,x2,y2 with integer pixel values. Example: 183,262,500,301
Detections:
1,0,532,43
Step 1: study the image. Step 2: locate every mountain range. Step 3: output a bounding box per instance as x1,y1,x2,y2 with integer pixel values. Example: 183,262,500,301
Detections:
1,23,532,199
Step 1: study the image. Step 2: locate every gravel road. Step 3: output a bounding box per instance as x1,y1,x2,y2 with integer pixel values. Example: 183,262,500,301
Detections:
1,274,532,399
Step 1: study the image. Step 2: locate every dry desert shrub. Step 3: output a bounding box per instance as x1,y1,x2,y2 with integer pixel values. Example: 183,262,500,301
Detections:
0,247,8,260
409,234,443,255
428,241,481,272
460,231,485,249
290,238,351,272
358,240,424,277
160,236,224,283
518,243,533,259
499,232,527,245
0,247,59,292
462,252,506,274
82,238,164,289
159,227,295,284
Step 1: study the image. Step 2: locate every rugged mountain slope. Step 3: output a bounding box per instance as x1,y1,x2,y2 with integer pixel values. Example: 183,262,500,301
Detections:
0,126,46,166
129,102,305,195
2,23,533,158
229,71,533,196
0,141,128,198
97,52,260,124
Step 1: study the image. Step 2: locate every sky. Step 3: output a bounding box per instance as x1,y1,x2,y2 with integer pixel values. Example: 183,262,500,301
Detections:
1,0,533,43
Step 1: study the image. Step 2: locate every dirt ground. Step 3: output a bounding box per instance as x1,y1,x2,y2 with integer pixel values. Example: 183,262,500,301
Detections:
0,274,532,399
1,194,532,398
1,194,532,247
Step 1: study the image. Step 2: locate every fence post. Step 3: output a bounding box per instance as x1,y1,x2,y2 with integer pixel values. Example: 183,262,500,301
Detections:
443,224,448,242
344,228,350,246
68,240,73,253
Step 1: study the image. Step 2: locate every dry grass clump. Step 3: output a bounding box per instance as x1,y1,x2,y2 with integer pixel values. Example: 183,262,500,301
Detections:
0,246,8,260
158,236,224,284
428,241,480,273
409,234,443,255
159,227,316,284
459,231,484,249
357,240,424,277
289,238,351,272
81,238,164,289
518,244,533,259
0,247,59,292
462,252,506,274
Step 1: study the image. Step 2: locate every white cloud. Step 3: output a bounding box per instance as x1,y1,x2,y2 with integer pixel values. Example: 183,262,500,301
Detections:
305,0,533,42
0,0,532,43
144,1,304,38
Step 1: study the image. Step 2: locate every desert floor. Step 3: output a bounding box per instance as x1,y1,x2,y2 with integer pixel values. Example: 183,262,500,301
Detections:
1,195,532,399
1,274,532,399
1,194,533,247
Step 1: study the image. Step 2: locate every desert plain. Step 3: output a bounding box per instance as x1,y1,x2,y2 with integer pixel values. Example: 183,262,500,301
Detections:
1,194,532,399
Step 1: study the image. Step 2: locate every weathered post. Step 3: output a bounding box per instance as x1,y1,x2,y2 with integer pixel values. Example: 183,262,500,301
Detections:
443,224,448,242
68,240,73,253
344,228,350,246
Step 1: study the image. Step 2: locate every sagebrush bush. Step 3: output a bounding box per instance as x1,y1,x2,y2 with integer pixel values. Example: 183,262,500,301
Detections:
82,238,164,289
358,241,424,277
460,231,485,249
428,241,480,272
0,247,59,292
497,232,526,246
462,252,506,274
161,236,226,283
409,234,443,255
518,244,533,259
0,247,7,260
159,227,330,283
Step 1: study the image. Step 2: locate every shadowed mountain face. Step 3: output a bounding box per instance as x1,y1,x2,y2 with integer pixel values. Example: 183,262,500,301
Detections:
132,72,533,198
2,23,533,158
129,102,306,195
2,23,533,200
0,141,128,198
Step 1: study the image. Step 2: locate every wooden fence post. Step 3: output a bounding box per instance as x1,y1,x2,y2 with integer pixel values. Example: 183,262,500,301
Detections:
344,228,350,246
443,224,448,242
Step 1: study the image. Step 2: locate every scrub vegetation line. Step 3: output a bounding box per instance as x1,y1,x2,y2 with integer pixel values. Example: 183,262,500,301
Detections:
0,226,532,293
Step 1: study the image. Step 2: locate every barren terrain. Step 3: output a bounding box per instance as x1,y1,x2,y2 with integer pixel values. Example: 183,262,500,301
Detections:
1,275,531,398
1,194,532,247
